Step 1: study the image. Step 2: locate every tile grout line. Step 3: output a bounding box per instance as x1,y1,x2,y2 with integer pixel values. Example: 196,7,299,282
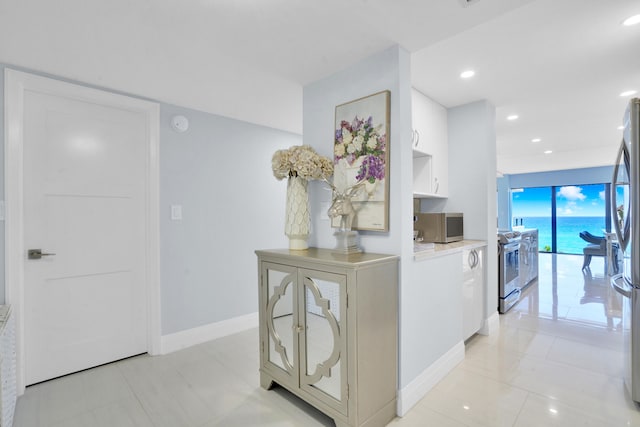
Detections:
510,392,532,427
114,360,160,426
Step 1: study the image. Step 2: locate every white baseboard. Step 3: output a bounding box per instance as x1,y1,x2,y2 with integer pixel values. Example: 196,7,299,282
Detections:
478,311,500,336
160,312,258,355
396,341,465,417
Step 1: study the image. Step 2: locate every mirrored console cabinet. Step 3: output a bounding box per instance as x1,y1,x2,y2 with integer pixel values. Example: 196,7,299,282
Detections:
256,248,399,427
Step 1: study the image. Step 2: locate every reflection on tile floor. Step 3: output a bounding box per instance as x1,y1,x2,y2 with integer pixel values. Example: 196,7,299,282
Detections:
446,254,639,427
13,254,640,426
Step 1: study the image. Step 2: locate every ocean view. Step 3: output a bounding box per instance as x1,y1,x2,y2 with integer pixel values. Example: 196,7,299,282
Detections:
519,216,607,254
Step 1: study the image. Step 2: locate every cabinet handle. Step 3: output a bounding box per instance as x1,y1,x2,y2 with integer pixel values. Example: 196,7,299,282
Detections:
415,130,420,147
470,250,479,269
294,325,304,333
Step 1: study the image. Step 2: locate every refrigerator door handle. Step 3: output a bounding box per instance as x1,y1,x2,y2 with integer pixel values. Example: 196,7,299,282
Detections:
611,273,633,299
612,139,631,253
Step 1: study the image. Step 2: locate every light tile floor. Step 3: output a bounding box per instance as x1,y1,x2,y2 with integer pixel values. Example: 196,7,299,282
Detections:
13,254,640,426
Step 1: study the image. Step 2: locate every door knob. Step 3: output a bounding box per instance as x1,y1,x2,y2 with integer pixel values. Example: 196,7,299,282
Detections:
28,249,56,260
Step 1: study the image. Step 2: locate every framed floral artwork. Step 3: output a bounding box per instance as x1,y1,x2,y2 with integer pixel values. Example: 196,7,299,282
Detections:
332,90,390,231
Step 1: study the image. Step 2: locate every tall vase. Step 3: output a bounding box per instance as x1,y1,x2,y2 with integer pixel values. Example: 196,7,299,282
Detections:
285,175,310,250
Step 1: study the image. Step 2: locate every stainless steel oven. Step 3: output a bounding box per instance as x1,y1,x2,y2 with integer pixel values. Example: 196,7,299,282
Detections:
498,232,522,313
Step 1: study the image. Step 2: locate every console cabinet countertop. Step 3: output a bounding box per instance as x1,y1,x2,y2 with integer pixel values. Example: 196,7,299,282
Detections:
256,248,399,427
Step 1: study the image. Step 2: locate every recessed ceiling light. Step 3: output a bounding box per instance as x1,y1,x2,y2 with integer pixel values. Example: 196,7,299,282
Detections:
460,70,475,79
620,90,637,97
544,150,553,154
623,14,640,26
531,138,541,143
507,115,519,121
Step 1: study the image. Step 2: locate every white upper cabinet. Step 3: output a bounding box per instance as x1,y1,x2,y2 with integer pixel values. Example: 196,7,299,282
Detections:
411,88,449,198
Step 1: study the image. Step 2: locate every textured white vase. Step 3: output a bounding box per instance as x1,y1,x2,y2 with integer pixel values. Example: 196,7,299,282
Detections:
285,175,310,250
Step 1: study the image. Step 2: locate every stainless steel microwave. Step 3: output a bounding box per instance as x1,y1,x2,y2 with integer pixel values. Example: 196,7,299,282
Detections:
413,212,463,243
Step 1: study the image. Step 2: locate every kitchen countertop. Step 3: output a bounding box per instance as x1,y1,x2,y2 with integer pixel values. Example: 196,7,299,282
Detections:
505,227,538,235
414,239,487,261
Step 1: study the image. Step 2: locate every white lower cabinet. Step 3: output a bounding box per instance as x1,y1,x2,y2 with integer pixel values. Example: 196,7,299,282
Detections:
256,248,398,427
462,246,485,340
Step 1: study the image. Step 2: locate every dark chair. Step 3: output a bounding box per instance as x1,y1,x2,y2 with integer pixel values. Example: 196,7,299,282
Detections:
579,231,606,270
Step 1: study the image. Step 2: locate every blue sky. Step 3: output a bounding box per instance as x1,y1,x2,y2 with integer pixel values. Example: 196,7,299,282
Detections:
512,184,608,217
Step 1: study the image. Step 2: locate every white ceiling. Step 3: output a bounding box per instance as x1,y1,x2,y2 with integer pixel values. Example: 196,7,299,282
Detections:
413,0,640,175
1,0,638,175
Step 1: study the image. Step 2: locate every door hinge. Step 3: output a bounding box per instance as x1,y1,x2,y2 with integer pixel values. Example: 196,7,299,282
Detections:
261,340,264,354
346,293,349,309
346,384,350,400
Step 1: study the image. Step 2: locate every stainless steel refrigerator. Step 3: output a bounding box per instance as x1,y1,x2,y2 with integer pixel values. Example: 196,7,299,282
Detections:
612,97,640,402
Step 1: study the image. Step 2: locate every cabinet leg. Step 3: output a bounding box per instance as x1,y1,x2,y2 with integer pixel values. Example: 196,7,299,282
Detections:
260,371,275,390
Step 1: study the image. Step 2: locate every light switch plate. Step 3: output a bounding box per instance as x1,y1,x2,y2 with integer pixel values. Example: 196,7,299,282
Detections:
171,204,182,220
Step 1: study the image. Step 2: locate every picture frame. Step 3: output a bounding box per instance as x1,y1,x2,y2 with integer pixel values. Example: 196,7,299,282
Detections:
332,90,390,232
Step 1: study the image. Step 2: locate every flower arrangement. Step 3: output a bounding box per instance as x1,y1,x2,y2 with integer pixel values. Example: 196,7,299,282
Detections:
356,155,385,183
272,145,334,181
334,115,386,182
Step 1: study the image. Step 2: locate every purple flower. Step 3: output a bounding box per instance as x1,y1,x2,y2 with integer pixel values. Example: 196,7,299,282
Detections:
356,154,385,182
335,128,343,143
366,116,373,127
352,116,364,132
378,135,386,152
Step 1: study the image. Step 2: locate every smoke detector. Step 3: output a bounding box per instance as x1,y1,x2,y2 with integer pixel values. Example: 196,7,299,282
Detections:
170,115,189,133
458,0,481,7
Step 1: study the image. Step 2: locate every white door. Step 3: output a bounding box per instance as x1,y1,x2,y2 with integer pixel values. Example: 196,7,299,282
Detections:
5,70,160,388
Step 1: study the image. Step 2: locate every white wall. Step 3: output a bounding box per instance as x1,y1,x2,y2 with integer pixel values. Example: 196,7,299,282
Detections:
400,252,463,385
160,103,300,334
304,46,437,390
398,99,498,400
302,46,481,404
509,165,614,188
446,100,498,327
497,175,511,230
303,45,413,257
0,66,5,299
0,64,303,333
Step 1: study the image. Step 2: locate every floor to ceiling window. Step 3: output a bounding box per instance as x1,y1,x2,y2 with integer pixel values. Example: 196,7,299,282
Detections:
555,184,608,254
512,183,613,254
511,187,552,252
